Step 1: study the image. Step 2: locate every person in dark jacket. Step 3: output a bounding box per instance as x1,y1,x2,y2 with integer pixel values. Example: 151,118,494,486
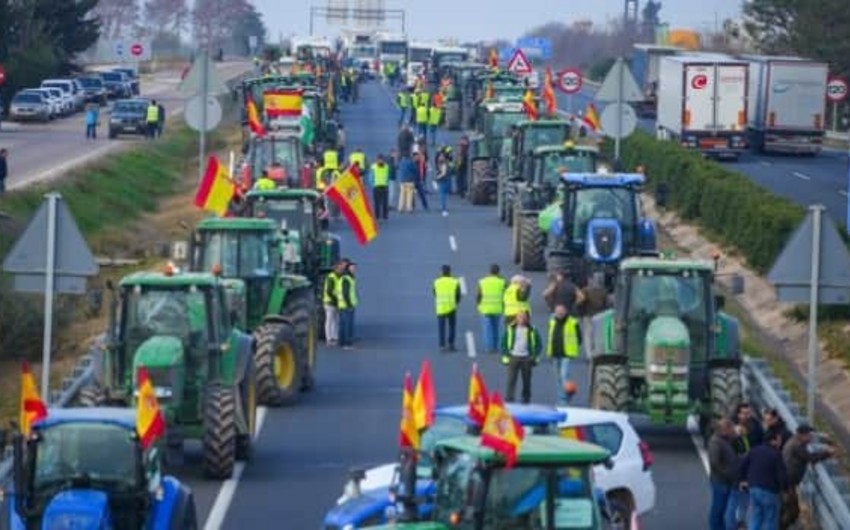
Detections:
740,429,787,530
708,419,740,530
0,148,7,193
780,424,837,529
397,124,415,158
727,402,765,528
455,135,469,197
763,408,792,448
542,271,586,314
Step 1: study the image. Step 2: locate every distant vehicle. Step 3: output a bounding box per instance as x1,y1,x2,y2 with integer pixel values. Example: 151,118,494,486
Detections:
112,67,140,95
77,75,109,105
41,78,85,112
375,32,407,77
742,55,828,155
657,53,749,160
347,42,378,78
21,89,61,118
108,98,150,139
431,45,470,71
100,71,131,99
406,41,436,87
629,44,683,118
9,91,50,122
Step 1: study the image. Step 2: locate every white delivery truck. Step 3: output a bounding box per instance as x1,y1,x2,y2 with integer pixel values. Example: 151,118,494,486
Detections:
406,41,436,88
742,55,827,155
657,53,749,159
375,32,407,80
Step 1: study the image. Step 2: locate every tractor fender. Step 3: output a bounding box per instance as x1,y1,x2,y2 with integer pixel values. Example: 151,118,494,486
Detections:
149,476,183,529
714,313,741,363
232,333,255,385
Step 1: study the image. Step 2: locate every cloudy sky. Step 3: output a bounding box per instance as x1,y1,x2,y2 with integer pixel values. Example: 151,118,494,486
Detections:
252,0,744,42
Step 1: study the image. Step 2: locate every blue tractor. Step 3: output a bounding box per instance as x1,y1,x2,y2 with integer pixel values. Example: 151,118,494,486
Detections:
541,172,658,291
6,408,198,529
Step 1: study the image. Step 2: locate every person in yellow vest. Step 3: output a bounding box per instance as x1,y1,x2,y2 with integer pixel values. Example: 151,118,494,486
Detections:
547,304,582,404
145,100,160,140
415,100,429,142
349,148,366,174
323,261,345,345
500,311,542,404
397,88,411,126
253,171,276,190
428,102,442,147
369,154,390,220
477,264,507,355
433,264,461,352
503,275,532,326
337,259,357,350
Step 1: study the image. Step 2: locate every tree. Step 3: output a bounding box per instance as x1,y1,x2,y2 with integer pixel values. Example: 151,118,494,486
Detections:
93,0,140,38
192,0,266,54
231,2,266,55
34,0,101,71
641,1,662,43
143,0,189,36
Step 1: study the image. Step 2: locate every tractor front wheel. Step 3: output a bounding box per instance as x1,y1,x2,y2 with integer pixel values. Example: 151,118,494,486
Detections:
591,363,630,412
469,160,491,205
709,366,743,423
520,214,546,271
511,204,521,264
235,368,257,462
284,288,318,392
202,385,237,480
254,321,303,406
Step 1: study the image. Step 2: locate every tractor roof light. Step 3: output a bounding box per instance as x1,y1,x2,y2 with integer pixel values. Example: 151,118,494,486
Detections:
211,264,223,276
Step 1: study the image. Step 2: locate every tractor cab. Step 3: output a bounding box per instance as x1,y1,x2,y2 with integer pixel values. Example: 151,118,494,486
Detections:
522,143,601,196
241,133,304,189
508,120,574,177
10,408,197,530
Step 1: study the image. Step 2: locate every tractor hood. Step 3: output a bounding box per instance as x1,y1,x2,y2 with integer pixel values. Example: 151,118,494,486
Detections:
133,336,185,370
645,315,690,369
41,489,111,530
586,219,622,262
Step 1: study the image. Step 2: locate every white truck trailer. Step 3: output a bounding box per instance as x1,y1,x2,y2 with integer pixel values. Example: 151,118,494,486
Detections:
657,53,749,160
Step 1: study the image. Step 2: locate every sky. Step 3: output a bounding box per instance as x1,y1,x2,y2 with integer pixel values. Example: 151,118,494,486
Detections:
251,0,744,43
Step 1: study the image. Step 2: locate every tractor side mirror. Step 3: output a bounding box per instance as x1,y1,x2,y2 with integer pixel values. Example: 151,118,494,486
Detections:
714,294,726,311
729,274,745,295
603,456,615,470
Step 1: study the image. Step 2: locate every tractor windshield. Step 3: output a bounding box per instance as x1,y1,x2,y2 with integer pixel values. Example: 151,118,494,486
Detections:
538,152,597,185
255,197,315,237
250,138,300,181
198,230,274,278
523,126,571,152
121,287,211,355
32,423,140,494
489,113,525,138
569,187,637,242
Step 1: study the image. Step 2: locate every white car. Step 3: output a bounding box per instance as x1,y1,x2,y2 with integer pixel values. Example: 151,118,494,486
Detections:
45,87,72,115
21,89,60,118
42,79,84,112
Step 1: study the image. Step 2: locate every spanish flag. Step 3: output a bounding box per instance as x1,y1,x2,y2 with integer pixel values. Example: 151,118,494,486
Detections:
246,94,266,137
522,89,538,121
20,361,47,436
194,155,235,216
399,371,420,449
412,359,435,431
543,67,556,115
489,48,499,69
468,363,489,428
480,392,524,468
263,88,303,118
136,367,166,449
485,80,495,101
583,102,601,132
325,165,378,245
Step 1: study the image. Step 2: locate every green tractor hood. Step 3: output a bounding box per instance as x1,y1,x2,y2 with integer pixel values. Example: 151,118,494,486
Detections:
132,336,186,418
644,315,691,424
133,336,185,370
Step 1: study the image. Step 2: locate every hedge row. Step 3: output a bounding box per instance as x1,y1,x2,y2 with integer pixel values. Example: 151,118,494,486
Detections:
610,131,806,273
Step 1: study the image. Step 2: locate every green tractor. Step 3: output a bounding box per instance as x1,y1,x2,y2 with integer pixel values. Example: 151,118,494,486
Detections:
501,119,574,226
239,130,306,188
466,100,527,205
441,61,487,130
588,256,745,431
187,216,317,407
79,270,257,479
509,143,601,271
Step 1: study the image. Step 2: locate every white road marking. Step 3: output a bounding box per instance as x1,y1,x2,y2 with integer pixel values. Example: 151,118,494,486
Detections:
465,331,477,358
686,415,710,475
759,160,771,167
793,171,811,181
204,406,268,530
840,190,848,197
459,276,468,296
449,235,457,252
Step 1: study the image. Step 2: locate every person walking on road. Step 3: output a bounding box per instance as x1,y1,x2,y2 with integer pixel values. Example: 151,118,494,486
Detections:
477,264,506,355
387,148,399,210
740,430,787,530
369,154,390,220
397,87,411,126
435,150,451,216
727,402,765,529
397,124,415,158
780,423,837,529
337,260,357,350
84,103,99,140
543,271,585,314
0,148,7,194
433,265,461,352
346,261,359,342
397,154,416,213
145,100,159,140
500,311,541,404
337,124,347,161
503,275,532,326
323,261,345,345
413,151,430,211
547,304,582,404
708,419,741,530
455,135,469,197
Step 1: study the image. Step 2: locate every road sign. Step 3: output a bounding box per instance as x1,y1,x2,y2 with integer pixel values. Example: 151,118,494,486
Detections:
0,64,6,86
595,58,643,103
130,43,144,56
185,95,222,132
827,77,848,102
600,103,638,139
179,53,228,96
113,40,125,59
516,37,552,60
558,69,583,94
506,48,532,75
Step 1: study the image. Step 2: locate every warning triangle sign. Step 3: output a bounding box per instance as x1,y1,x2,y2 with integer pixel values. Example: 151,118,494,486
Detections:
507,49,532,74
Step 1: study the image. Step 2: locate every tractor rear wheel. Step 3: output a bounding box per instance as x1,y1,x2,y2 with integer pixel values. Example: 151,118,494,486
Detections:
78,384,106,407
235,367,257,462
546,254,571,276
591,363,630,412
254,321,303,406
511,205,521,264
520,214,546,271
470,160,491,205
283,288,318,392
709,366,742,422
202,385,237,480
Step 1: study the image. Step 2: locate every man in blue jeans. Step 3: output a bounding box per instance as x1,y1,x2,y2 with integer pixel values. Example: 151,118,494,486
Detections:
337,259,357,350
740,430,786,530
546,303,581,404
708,419,740,530
476,264,505,354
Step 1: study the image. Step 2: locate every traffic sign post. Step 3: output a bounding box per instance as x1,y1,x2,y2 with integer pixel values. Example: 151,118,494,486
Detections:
558,68,582,114
180,50,227,182
506,48,532,75
595,58,643,161
826,77,848,135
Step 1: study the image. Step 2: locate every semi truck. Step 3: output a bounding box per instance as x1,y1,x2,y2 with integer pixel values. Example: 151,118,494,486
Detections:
657,53,749,160
741,55,828,155
375,32,407,78
630,44,682,118
406,40,436,87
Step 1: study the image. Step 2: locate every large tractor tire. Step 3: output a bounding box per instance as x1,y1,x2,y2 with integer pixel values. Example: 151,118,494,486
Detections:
511,204,521,264
254,321,303,406
78,384,106,407
469,160,491,205
283,288,318,392
709,367,743,421
520,215,546,271
590,364,630,412
506,198,514,227
235,368,257,462
546,254,571,275
202,385,237,480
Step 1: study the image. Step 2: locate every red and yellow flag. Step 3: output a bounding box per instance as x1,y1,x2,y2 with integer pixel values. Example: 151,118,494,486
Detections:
485,80,495,101
325,165,378,245
399,371,420,449
412,359,436,431
246,94,266,137
480,392,525,468
194,155,235,216
20,361,47,436
468,363,489,428
543,67,556,115
583,102,601,132
522,89,538,121
263,88,303,118
136,367,166,449
488,48,499,69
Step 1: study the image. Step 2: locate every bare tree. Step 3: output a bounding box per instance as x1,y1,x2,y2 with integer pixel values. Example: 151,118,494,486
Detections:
93,0,140,38
192,0,251,49
143,0,189,36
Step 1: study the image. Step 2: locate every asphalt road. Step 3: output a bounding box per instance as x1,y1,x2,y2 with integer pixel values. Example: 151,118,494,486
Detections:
178,80,712,529
0,61,252,191
557,85,850,226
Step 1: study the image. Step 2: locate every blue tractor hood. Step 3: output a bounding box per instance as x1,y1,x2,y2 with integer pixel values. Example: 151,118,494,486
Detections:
41,489,111,530
586,218,623,262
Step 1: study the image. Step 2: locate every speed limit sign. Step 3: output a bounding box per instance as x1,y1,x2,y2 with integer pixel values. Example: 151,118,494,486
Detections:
827,77,848,102
557,68,583,94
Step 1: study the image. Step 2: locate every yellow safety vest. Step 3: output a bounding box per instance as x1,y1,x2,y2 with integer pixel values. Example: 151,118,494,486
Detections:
417,92,430,107
397,92,410,108
415,105,428,124
503,284,530,317
323,272,339,305
349,152,366,170
428,106,442,126
323,150,339,170
254,177,276,190
337,275,358,309
433,276,460,316
477,276,506,315
371,163,389,187
146,105,159,123
547,317,580,358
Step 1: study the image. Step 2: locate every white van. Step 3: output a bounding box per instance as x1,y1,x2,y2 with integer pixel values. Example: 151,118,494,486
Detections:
41,79,84,112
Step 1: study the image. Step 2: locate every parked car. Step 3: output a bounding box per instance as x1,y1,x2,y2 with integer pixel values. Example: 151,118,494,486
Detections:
108,98,150,138
100,71,131,98
20,89,60,118
9,91,50,122
41,78,84,112
77,75,108,105
44,87,72,115
112,67,140,95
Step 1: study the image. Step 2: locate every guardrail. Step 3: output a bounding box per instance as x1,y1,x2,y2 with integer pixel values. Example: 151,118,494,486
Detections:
743,357,850,530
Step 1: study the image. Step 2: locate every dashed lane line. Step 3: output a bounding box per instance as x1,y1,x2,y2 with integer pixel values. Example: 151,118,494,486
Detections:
793,171,811,181
465,331,477,358
449,235,457,252
840,190,848,197
459,276,468,296
687,415,710,475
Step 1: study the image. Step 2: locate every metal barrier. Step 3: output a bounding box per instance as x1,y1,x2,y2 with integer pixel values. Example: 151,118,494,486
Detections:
743,357,850,530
